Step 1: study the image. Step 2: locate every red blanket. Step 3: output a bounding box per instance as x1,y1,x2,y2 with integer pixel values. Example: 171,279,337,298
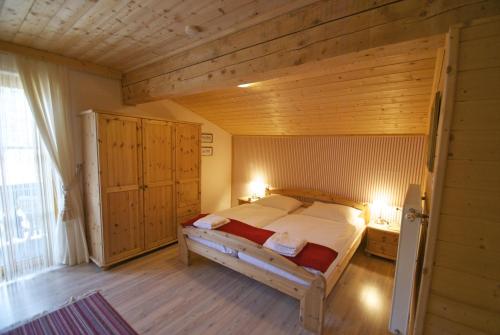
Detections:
182,214,338,273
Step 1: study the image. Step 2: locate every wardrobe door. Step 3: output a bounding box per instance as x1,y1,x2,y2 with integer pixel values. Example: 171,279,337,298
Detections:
175,123,201,224
97,115,144,264
142,120,175,250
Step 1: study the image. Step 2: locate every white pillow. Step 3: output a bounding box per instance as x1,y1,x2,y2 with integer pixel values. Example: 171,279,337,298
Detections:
254,194,302,213
301,201,362,225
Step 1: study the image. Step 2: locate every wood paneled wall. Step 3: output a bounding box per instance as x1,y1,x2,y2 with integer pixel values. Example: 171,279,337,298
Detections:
232,135,426,210
422,18,500,334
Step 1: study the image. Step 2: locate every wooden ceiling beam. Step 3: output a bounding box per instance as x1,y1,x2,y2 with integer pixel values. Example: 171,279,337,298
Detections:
0,40,122,80
122,0,397,85
122,0,500,104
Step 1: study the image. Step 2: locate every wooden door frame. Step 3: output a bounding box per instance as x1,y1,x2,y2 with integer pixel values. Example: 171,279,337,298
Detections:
412,25,461,335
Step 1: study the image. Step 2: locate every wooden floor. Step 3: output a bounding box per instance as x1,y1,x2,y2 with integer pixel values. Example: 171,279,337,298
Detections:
0,245,395,334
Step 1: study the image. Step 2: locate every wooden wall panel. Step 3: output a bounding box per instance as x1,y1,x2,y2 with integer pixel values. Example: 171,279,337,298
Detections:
427,293,500,334
232,135,426,211
423,18,500,334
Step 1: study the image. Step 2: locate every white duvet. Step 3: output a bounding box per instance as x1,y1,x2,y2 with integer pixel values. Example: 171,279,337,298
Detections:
264,214,358,253
214,203,288,228
239,214,364,284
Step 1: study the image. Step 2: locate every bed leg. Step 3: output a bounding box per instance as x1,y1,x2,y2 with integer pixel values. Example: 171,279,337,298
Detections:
177,225,191,266
300,276,326,334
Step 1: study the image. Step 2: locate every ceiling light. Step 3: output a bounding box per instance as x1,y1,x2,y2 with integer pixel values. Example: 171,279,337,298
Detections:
237,83,254,88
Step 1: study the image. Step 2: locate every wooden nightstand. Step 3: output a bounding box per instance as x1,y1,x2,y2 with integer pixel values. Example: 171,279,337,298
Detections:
365,223,400,261
237,196,260,205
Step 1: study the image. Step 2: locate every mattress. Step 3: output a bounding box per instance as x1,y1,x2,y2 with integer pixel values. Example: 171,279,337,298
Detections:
189,236,238,256
188,210,365,286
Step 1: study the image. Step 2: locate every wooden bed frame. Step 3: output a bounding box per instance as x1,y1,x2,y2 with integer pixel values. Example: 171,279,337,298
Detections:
177,188,369,334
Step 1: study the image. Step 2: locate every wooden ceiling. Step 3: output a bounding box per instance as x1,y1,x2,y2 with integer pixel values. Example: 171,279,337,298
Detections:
172,36,444,136
0,1,456,136
0,0,318,72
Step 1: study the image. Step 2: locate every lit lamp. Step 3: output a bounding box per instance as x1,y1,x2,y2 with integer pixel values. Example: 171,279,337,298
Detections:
249,178,267,199
371,199,389,225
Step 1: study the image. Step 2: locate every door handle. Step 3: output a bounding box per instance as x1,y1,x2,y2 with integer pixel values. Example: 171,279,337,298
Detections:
405,208,429,222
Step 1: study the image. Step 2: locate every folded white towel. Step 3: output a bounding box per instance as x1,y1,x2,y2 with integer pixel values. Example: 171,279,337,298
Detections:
263,232,307,257
193,214,229,229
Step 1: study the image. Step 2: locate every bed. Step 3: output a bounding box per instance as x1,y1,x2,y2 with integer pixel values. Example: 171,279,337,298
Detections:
177,189,369,334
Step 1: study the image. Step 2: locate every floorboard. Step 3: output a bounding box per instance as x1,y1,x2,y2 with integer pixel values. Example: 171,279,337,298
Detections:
0,245,395,334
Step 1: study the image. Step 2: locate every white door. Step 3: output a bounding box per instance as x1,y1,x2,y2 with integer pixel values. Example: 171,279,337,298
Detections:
389,184,423,334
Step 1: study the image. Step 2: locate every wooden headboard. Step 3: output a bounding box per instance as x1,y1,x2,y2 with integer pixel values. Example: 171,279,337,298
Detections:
266,188,370,223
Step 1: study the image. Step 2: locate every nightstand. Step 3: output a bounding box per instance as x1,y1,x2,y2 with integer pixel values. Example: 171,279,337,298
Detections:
365,222,400,261
238,196,260,205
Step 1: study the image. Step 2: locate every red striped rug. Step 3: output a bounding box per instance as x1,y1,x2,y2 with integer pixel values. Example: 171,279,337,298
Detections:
1,292,138,335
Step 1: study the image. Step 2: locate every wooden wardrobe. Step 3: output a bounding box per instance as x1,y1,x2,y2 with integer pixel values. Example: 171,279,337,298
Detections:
81,110,201,268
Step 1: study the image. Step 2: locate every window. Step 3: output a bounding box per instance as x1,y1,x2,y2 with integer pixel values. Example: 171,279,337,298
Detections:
0,56,59,282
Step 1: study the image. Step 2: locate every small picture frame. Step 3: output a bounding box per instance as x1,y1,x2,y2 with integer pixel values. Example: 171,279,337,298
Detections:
201,133,213,143
201,146,213,156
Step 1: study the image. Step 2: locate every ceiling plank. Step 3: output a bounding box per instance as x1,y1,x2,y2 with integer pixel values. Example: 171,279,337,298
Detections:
0,40,121,79
87,0,254,65
13,0,65,46
109,0,327,70
0,0,320,72
0,0,35,41
68,0,209,60
48,0,134,55
32,0,111,52
122,0,500,103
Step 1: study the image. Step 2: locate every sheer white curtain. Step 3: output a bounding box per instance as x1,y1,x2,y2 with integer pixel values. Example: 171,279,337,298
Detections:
0,52,59,281
15,55,88,266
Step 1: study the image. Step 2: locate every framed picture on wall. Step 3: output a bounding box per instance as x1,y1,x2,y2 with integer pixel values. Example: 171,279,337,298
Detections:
201,133,213,143
427,91,442,172
201,146,213,156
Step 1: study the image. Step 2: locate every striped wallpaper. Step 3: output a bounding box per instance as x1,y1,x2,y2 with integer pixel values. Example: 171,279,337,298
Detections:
232,135,427,211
